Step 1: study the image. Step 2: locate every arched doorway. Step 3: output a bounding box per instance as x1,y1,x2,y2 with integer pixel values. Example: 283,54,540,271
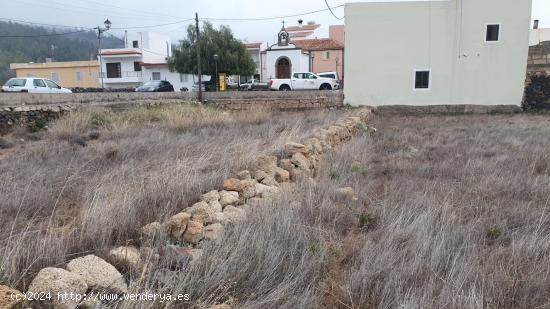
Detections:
276,57,291,79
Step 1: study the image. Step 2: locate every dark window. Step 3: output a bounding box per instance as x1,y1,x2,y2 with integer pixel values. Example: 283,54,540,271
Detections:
152,72,161,80
106,63,122,78
415,71,430,89
134,62,142,72
33,79,46,87
45,80,60,88
486,24,500,42
132,40,139,48
5,78,27,87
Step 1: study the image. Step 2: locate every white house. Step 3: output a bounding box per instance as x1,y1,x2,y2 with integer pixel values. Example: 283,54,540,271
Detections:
344,0,532,107
263,25,312,80
98,31,201,91
530,20,550,46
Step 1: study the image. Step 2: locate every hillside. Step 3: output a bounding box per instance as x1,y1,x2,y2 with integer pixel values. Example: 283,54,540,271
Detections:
0,21,123,84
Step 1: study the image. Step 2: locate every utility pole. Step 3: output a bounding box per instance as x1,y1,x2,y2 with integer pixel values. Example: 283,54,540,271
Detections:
195,13,203,103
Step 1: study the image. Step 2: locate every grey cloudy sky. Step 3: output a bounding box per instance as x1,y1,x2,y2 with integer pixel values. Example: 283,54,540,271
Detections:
2,0,548,43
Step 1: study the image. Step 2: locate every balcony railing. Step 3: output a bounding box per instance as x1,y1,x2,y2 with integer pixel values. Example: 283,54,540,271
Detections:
97,71,143,79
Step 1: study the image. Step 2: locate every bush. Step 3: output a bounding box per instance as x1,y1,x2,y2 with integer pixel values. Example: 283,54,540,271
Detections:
523,72,550,111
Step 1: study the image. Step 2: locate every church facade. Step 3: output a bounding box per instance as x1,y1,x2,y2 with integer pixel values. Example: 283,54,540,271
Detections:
262,24,312,80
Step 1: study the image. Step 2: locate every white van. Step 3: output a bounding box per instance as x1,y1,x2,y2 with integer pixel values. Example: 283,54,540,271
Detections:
1,78,72,93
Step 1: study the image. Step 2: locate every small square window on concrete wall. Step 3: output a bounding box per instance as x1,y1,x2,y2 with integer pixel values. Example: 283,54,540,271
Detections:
152,72,161,80
414,70,430,90
486,24,500,42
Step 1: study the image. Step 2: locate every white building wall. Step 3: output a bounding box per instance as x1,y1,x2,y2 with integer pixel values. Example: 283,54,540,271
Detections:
265,48,310,80
344,0,532,106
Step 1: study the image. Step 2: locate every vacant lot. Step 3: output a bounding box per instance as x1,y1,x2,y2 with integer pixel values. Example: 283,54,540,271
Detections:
3,110,550,309
0,104,347,289
146,114,550,309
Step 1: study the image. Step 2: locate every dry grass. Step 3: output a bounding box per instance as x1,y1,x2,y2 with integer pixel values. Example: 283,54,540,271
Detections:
124,114,550,309
0,103,347,289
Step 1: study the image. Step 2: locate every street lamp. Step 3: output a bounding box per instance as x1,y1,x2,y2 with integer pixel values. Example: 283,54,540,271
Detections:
95,19,112,90
213,54,219,92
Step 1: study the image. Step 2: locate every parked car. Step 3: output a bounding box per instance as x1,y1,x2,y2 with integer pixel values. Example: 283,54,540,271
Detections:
317,71,339,81
135,80,174,92
191,81,213,92
1,77,72,93
180,86,189,92
269,72,339,91
239,79,269,91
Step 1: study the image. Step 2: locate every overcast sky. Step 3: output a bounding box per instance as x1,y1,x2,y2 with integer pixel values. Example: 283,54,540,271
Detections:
1,0,548,43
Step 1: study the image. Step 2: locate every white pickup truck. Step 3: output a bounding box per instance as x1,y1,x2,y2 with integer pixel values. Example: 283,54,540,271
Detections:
269,72,339,91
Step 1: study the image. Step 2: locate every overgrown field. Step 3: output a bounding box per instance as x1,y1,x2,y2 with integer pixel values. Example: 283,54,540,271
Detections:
140,114,550,309
3,110,550,309
0,103,346,289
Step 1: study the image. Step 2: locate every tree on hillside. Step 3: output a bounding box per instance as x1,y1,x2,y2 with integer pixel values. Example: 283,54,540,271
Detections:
169,22,256,88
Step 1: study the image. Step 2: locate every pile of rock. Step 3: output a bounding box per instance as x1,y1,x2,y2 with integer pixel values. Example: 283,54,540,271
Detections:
26,255,128,308
23,108,373,309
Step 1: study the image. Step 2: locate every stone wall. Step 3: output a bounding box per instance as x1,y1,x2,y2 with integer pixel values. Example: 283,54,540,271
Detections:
0,104,77,134
0,90,343,106
0,91,344,134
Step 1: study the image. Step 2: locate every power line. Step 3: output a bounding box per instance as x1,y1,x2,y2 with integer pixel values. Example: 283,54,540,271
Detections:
323,0,344,20
201,4,345,22
0,3,346,36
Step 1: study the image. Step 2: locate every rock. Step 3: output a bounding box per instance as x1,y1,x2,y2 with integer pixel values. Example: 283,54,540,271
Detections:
254,170,269,181
108,246,142,269
291,153,311,172
66,255,128,294
200,190,220,203
185,202,214,225
290,168,304,182
167,212,192,239
27,268,88,309
261,175,279,187
255,156,278,174
0,285,23,309
275,168,290,183
204,223,224,241
223,178,242,192
209,200,223,213
219,191,239,207
223,206,247,224
279,159,294,172
284,142,310,156
304,137,323,154
240,179,257,199
183,221,204,244
210,212,229,225
140,222,166,240
237,170,252,180
254,183,281,199
335,187,357,201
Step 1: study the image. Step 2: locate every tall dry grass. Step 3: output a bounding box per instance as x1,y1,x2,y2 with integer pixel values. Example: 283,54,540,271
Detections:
0,103,346,289
123,114,550,309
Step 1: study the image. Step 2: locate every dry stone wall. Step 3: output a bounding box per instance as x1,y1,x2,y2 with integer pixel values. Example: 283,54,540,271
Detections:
0,91,343,134
15,107,373,309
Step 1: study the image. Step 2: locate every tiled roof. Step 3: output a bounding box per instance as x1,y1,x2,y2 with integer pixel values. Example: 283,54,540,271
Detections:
292,38,344,51
286,24,320,32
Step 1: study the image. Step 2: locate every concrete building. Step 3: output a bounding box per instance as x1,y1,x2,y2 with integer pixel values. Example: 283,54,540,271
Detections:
10,61,100,88
286,21,323,41
98,31,200,91
244,42,267,82
528,20,550,73
344,0,532,106
262,23,345,81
